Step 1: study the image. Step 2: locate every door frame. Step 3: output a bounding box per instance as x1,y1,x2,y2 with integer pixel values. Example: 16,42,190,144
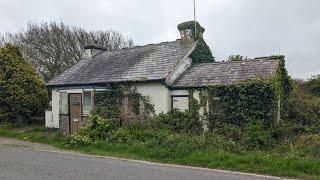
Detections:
68,93,82,135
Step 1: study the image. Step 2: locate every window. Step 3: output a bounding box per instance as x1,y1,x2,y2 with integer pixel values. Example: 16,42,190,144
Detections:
59,92,68,114
172,95,189,112
83,91,92,114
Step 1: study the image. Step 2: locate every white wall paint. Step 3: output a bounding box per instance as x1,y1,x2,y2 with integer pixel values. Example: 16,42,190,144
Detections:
50,88,60,128
132,82,171,114
45,110,54,128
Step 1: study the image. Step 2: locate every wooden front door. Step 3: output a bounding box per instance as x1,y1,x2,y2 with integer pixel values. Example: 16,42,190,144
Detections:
69,93,82,135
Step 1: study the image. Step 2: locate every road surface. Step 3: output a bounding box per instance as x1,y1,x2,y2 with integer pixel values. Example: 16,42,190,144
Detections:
0,137,280,180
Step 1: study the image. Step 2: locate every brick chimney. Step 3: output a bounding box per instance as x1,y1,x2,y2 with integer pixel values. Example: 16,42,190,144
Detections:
83,42,107,59
178,21,205,44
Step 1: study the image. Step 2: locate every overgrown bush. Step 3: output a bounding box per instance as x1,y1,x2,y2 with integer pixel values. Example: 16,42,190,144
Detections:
81,114,117,141
69,114,117,146
242,120,273,149
287,80,320,126
154,109,202,133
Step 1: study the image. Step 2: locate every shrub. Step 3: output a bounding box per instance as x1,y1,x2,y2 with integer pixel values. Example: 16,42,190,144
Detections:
69,135,93,147
242,120,273,149
216,123,243,140
81,114,117,141
287,80,320,126
154,109,202,133
0,44,48,123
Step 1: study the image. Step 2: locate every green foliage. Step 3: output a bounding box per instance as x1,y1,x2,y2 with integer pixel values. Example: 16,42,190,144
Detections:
228,54,244,61
93,84,154,121
81,114,117,141
0,44,48,123
304,75,320,97
1,123,320,179
216,123,242,141
177,21,205,39
154,109,201,133
287,80,320,126
69,135,92,147
211,78,277,127
206,56,292,127
273,56,293,118
243,120,273,149
93,84,126,119
190,39,214,63
177,21,214,63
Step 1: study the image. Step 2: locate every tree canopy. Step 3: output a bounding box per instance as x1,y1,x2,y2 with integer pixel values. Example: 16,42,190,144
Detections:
0,44,48,123
0,21,134,81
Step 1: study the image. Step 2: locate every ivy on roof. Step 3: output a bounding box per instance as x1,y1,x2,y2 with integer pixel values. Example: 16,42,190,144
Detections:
178,21,214,63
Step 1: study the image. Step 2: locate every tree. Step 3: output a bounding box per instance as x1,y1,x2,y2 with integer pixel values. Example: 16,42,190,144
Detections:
0,44,48,123
304,75,320,97
0,21,134,81
228,54,244,61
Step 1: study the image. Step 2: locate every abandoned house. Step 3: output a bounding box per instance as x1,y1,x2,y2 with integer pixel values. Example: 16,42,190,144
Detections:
45,21,288,135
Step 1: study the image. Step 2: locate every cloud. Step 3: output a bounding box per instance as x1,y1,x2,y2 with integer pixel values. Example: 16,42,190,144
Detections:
0,0,319,79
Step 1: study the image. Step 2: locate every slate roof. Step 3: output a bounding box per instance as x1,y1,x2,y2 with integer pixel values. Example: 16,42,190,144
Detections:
46,40,195,87
171,58,279,88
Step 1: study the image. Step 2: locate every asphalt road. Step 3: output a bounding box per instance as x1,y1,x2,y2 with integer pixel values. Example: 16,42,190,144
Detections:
0,138,279,180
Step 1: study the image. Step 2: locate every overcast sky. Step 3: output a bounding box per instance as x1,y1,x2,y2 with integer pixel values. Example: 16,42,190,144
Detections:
0,0,319,79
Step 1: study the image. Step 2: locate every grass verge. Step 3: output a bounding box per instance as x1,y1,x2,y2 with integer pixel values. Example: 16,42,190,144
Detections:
0,124,319,179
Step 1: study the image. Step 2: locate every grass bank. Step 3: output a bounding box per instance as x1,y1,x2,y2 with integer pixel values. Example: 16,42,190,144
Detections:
0,124,319,179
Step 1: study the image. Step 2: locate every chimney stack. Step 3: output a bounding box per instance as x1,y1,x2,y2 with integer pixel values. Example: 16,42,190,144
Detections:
83,42,107,59
178,21,205,44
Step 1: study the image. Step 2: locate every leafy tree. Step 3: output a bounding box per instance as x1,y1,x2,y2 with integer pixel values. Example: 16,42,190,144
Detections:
304,75,320,97
0,44,48,123
228,54,244,61
0,21,133,81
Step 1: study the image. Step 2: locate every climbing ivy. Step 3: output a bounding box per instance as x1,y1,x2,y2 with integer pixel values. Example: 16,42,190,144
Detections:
187,56,292,130
93,84,154,124
177,21,214,63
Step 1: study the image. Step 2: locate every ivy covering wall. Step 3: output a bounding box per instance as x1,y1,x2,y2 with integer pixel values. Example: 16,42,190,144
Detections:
178,21,214,63
93,84,154,124
189,56,292,130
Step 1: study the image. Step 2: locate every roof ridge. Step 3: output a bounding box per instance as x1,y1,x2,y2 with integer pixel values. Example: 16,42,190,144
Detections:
190,58,279,67
113,39,182,52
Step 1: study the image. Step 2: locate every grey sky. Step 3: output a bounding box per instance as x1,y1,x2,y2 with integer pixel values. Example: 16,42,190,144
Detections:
0,0,319,79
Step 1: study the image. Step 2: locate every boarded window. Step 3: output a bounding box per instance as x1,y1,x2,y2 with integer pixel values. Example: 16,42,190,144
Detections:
59,92,68,114
83,91,92,114
172,96,189,111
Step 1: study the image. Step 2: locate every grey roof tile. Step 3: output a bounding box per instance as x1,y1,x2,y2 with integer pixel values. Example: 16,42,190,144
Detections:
46,40,192,86
171,58,279,88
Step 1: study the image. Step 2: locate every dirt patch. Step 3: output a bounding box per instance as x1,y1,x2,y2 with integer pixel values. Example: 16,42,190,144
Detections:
0,137,61,151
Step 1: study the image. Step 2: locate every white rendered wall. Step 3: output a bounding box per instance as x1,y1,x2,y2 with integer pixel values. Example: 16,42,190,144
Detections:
50,88,60,128
132,82,171,114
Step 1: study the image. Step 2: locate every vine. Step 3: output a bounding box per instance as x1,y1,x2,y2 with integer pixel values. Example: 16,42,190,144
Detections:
93,84,154,123
205,56,292,128
177,21,214,63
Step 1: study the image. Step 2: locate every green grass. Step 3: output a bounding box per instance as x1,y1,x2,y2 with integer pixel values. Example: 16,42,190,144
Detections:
0,124,319,179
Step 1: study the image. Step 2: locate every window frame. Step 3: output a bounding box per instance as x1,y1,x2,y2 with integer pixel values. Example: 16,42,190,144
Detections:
59,92,69,115
82,91,93,115
171,95,189,111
